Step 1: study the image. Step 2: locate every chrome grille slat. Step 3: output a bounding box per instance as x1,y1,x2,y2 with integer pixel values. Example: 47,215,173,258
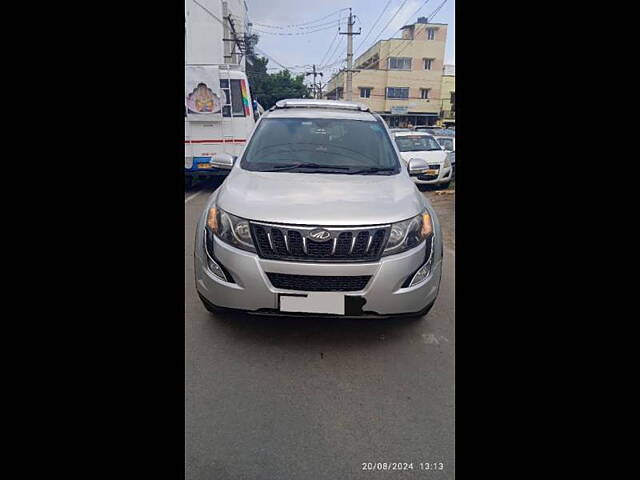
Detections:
250,221,390,263
365,235,373,253
349,235,357,254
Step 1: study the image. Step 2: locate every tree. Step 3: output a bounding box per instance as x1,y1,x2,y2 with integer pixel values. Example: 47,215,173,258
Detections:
245,33,310,110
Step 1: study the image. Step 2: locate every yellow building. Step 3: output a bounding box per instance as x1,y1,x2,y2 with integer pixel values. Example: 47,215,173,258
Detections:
324,18,448,127
439,64,455,127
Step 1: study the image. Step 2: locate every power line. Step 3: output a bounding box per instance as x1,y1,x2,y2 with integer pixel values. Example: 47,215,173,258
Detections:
249,8,349,29
253,23,344,36
325,0,450,96
378,0,449,64
254,47,292,70
354,0,394,55
321,34,346,69
355,0,433,63
317,10,345,67
356,0,449,74
429,0,448,19
365,0,413,50
190,0,224,26
251,19,343,30
318,27,341,67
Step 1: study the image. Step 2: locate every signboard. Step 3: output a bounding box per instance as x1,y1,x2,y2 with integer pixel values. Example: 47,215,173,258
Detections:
391,106,409,115
185,65,223,121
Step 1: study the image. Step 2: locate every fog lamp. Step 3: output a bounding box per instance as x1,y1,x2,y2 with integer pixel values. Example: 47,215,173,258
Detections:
207,256,227,281
409,261,432,287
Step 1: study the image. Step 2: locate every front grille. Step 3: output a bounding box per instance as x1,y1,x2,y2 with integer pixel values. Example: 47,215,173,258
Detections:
428,164,441,169
267,273,371,292
251,222,389,263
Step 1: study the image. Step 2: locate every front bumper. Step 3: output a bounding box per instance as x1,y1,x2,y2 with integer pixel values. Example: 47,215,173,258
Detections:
185,156,229,176
195,235,442,317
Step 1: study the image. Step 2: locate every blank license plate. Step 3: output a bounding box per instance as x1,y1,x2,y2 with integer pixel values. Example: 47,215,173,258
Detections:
198,163,213,169
425,169,439,175
279,293,345,315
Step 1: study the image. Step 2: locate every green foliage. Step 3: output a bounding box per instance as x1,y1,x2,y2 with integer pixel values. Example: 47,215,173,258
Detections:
245,33,310,110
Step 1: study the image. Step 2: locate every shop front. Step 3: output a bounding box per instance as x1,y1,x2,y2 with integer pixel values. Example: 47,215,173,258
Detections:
380,107,439,128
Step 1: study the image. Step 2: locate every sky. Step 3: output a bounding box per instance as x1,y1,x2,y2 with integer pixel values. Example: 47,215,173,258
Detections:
245,0,454,83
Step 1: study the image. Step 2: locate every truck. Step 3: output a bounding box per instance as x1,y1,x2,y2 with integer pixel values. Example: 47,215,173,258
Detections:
185,0,256,187
185,64,256,187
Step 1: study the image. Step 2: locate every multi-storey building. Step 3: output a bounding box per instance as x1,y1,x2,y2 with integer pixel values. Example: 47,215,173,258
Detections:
185,0,249,69
324,17,448,127
440,64,455,127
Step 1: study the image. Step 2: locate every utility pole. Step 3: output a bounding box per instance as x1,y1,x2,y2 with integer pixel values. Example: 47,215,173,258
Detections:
224,15,247,64
339,8,361,101
305,64,323,99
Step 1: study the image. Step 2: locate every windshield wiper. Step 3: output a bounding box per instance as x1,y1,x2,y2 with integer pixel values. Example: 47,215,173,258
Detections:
256,162,351,172
345,167,396,175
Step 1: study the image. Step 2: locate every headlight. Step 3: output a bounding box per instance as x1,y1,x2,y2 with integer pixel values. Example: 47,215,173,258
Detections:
382,211,433,256
206,207,256,252
444,154,452,168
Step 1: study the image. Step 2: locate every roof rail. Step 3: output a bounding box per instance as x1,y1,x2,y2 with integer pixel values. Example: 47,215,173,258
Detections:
273,99,370,112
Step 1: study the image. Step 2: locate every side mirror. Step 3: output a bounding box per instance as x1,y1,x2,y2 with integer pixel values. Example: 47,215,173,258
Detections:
408,158,429,176
210,153,235,170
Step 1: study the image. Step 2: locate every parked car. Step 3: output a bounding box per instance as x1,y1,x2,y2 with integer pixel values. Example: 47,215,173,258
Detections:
433,135,455,172
391,131,453,189
414,126,441,134
415,126,455,136
195,99,443,318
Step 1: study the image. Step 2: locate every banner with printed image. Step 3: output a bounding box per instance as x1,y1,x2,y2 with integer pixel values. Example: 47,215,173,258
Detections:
185,65,223,121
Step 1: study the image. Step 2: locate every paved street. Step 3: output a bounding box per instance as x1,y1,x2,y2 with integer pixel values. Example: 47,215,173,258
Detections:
185,178,455,479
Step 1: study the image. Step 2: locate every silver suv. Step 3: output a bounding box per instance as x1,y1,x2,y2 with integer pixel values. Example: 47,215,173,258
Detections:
195,99,443,318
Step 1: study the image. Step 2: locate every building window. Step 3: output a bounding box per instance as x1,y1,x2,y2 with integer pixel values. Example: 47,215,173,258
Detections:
423,58,434,70
420,88,431,99
360,87,372,98
427,28,436,40
388,57,412,70
386,87,409,99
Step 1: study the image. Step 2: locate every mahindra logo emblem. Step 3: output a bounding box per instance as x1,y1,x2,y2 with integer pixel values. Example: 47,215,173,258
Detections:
309,229,331,241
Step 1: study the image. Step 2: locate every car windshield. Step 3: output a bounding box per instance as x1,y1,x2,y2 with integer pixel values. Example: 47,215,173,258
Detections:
240,117,400,174
436,138,454,151
394,135,442,152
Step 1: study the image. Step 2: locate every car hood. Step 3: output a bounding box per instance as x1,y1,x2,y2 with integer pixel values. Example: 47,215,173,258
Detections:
399,150,448,164
215,168,426,226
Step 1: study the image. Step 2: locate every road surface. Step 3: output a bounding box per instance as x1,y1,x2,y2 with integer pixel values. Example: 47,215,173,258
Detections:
185,178,455,479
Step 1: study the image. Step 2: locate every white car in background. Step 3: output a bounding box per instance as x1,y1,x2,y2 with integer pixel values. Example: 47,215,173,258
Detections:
433,135,455,171
392,131,453,189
